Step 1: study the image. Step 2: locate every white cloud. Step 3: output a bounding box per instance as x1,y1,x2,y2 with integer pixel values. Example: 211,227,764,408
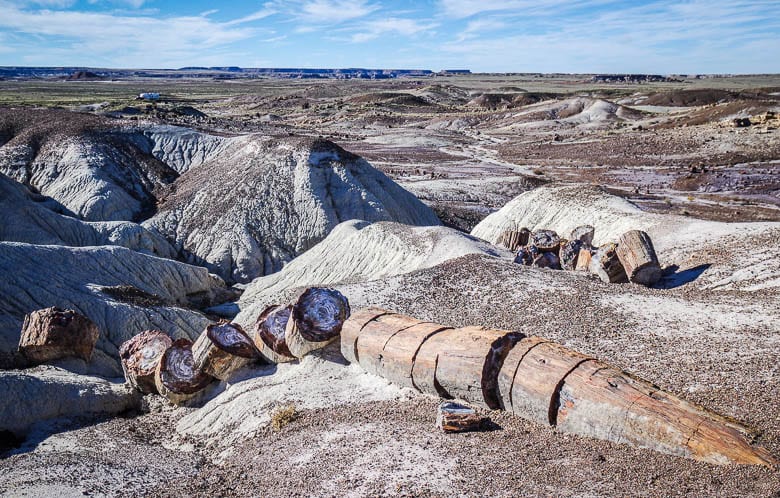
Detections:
350,17,437,42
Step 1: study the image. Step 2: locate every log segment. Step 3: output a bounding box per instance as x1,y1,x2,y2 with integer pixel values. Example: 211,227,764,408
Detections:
437,402,485,433
192,322,258,380
497,228,530,251
589,242,628,283
18,307,99,364
253,305,296,364
513,246,534,266
530,230,560,252
154,339,213,405
285,287,351,358
119,330,173,394
412,326,522,409
342,308,778,466
570,225,595,246
616,230,663,286
556,360,778,466
559,239,583,271
532,252,561,270
574,247,593,271
339,307,394,364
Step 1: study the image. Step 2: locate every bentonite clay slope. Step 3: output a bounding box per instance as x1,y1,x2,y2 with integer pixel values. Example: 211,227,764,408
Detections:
471,184,780,290
0,366,140,435
234,220,510,325
145,137,441,284
0,173,175,257
0,243,225,376
0,109,182,222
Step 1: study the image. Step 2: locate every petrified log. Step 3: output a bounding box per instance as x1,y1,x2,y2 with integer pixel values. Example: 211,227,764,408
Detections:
530,230,560,252
253,305,296,364
286,287,350,358
616,230,662,286
532,252,561,270
342,308,777,466
498,340,591,424
436,402,485,433
412,326,523,409
340,307,394,364
574,247,593,271
560,239,584,271
556,360,778,466
192,322,258,380
154,339,213,405
18,307,99,363
119,330,173,394
589,242,628,283
497,228,530,251
356,313,452,389
570,225,595,246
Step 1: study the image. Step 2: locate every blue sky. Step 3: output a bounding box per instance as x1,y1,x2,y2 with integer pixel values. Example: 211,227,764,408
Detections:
0,0,778,73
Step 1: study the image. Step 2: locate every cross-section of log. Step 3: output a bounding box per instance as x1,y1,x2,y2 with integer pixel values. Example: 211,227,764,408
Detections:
437,402,485,433
498,340,591,425
616,230,663,286
253,305,296,364
589,242,628,283
412,326,523,409
340,307,394,364
555,360,778,466
570,225,595,246
285,287,351,358
18,307,99,364
530,230,560,252
355,313,451,389
497,228,530,251
154,338,213,405
119,330,173,394
192,322,258,380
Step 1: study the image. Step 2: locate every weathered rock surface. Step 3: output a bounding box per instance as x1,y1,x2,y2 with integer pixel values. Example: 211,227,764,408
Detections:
0,173,175,257
18,307,99,364
234,220,510,327
144,137,441,283
0,366,140,435
0,242,225,375
0,109,178,222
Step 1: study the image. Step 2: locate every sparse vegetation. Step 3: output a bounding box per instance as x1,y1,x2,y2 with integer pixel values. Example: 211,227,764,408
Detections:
270,404,299,431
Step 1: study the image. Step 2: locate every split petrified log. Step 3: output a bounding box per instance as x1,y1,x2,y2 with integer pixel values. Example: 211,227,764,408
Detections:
437,402,485,433
616,230,662,286
497,228,530,251
412,326,523,409
154,339,213,405
560,239,584,271
253,305,296,364
575,247,593,271
286,287,350,358
342,308,778,466
119,330,173,394
589,242,628,283
570,225,595,246
192,322,258,380
18,307,99,364
530,230,560,252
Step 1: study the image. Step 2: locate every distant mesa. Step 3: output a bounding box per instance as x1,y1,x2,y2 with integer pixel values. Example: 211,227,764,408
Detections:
65,71,104,81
